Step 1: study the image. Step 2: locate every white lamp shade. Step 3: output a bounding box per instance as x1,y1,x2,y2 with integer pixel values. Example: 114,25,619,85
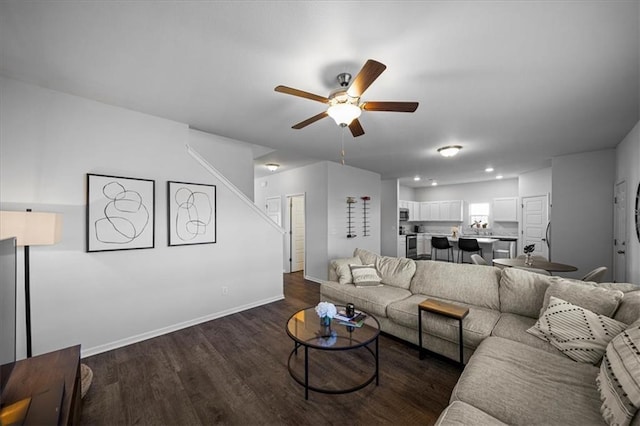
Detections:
0,211,63,246
327,103,362,126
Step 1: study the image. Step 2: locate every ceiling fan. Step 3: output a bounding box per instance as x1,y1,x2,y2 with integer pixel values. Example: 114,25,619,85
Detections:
274,59,419,137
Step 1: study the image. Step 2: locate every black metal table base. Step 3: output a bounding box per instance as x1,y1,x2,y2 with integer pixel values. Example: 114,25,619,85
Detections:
287,338,379,400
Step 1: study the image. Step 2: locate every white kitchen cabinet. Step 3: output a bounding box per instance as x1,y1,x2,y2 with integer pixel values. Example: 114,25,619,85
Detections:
417,234,426,255
399,200,408,209
448,200,463,221
418,200,464,222
429,202,440,220
493,197,518,222
409,201,420,221
398,236,406,258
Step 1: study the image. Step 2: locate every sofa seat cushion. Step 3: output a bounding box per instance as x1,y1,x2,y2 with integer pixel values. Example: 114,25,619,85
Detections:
491,313,561,355
410,260,501,310
452,336,605,426
320,280,411,318
387,295,500,349
435,401,507,426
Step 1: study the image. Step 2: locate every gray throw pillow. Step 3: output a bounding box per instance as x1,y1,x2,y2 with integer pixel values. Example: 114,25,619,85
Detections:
349,264,382,288
330,257,362,284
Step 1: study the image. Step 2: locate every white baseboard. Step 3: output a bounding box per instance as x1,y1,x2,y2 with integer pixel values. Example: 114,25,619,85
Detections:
304,275,323,284
81,294,285,358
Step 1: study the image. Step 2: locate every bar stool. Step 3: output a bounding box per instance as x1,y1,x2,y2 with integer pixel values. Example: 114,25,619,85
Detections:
431,236,454,262
457,238,482,263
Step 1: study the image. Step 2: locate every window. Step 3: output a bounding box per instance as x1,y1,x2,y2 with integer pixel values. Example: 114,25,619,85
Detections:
469,203,490,228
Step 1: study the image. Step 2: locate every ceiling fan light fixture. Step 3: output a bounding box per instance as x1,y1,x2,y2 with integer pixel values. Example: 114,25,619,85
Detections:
327,102,361,126
437,145,462,157
266,163,280,172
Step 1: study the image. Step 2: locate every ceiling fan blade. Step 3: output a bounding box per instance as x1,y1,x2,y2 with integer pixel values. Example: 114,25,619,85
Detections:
292,111,328,129
275,85,329,104
347,59,387,98
362,101,419,112
348,119,365,137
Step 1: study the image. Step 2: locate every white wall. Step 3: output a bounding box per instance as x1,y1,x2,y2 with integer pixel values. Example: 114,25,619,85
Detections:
399,185,415,201
414,178,518,202
188,129,256,200
381,179,399,256
551,149,616,280
254,161,382,282
254,162,328,281
616,120,640,284
0,77,283,358
519,167,552,199
327,161,381,260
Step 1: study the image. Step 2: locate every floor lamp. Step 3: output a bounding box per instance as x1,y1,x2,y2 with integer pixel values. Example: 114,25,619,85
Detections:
0,209,62,358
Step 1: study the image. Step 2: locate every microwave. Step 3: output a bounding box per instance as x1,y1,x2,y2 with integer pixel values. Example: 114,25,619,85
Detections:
399,208,409,221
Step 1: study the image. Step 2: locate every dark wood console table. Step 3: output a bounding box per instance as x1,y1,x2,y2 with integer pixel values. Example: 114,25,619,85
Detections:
1,345,81,425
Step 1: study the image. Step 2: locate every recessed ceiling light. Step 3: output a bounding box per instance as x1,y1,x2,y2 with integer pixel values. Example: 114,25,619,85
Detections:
431,181,438,186
437,145,462,157
266,163,280,172
496,175,503,179
485,167,494,172
413,176,421,181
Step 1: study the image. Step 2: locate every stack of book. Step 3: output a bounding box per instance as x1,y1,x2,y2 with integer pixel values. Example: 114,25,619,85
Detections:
334,310,367,327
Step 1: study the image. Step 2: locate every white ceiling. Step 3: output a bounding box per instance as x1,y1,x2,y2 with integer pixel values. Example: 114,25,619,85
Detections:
1,1,638,186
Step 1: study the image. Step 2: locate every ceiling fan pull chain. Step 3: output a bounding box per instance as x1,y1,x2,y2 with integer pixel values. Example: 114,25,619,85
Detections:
340,127,346,165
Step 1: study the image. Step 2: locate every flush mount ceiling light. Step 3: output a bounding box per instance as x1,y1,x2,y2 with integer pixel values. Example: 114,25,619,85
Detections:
266,163,280,172
431,181,438,186
413,176,421,181
437,145,462,157
485,167,494,172
496,175,504,180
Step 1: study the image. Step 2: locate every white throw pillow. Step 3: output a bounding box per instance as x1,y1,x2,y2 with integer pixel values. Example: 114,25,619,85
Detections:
349,264,382,288
331,257,362,284
527,296,627,364
596,323,640,426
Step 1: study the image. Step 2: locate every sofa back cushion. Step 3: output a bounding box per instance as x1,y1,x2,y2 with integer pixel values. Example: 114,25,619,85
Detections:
540,279,624,317
354,248,380,265
499,268,554,318
614,290,640,325
410,260,501,310
375,256,416,290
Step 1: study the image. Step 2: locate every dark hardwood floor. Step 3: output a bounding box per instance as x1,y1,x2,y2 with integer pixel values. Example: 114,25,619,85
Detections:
80,272,462,425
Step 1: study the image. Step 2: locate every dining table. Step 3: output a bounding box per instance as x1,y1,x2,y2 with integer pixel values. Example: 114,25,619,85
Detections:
492,258,578,273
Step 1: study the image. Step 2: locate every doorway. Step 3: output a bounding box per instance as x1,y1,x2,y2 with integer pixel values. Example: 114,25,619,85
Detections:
287,194,305,273
614,181,626,282
521,194,550,259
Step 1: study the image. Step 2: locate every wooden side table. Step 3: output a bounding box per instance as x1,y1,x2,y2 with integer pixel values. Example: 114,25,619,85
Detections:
418,299,469,365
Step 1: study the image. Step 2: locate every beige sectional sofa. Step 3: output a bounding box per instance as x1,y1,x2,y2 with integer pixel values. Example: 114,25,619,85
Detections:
320,248,640,426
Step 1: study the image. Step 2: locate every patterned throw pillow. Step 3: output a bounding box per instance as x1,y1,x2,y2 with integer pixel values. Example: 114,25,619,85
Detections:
527,296,627,363
349,264,382,288
596,324,640,426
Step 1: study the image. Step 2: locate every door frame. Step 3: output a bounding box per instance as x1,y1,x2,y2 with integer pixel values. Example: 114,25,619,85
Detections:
285,193,306,274
613,181,627,282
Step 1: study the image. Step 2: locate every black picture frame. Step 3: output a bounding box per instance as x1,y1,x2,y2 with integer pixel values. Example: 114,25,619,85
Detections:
167,181,217,246
86,173,155,252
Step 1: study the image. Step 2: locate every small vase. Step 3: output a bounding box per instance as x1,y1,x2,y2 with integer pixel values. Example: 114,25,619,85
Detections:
525,253,533,266
320,316,331,327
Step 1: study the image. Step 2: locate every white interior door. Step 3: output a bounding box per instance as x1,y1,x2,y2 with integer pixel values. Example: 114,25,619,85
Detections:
522,195,549,259
265,196,281,226
289,195,305,273
614,181,627,282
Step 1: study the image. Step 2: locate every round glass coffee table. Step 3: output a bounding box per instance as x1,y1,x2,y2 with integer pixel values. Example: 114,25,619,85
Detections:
285,306,380,399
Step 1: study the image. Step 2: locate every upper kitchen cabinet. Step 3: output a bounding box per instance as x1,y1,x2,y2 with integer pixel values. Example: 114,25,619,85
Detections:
493,197,518,222
419,200,463,221
399,200,420,221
